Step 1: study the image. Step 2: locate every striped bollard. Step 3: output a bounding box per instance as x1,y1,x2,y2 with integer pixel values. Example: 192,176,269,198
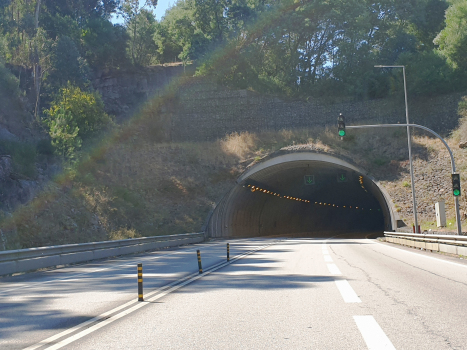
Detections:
197,250,203,274
137,263,143,301
227,243,230,261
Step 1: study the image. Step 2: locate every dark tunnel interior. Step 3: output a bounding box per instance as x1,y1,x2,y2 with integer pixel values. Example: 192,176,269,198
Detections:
208,160,390,238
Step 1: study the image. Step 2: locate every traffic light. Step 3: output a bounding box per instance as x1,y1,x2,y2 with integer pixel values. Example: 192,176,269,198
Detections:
337,113,346,137
452,173,461,196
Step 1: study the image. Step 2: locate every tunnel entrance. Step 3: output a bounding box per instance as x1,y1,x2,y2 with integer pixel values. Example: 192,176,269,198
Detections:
207,152,397,238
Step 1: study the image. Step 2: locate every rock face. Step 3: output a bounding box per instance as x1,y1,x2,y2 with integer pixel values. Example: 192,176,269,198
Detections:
0,155,40,212
0,156,12,184
93,65,188,122
0,127,19,141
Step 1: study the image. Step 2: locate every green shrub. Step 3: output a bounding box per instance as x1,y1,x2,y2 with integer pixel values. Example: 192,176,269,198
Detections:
45,84,112,158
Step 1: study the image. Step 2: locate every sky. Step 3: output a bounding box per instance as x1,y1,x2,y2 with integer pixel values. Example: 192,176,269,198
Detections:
153,0,174,20
111,0,175,23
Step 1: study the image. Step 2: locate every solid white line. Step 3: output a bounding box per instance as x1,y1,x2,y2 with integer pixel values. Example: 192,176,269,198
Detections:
1,239,258,295
353,315,396,350
335,280,361,303
23,242,277,350
0,247,196,294
324,255,333,262
372,239,467,269
327,264,341,275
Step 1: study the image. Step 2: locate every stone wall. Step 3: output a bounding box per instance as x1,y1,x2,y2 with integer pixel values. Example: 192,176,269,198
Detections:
168,80,464,141
92,67,464,141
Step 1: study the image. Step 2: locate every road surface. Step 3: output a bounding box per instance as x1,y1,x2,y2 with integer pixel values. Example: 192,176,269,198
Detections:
1,235,467,349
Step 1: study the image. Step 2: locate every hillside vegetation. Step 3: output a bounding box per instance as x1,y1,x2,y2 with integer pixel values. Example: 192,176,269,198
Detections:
2,0,467,249
2,110,467,250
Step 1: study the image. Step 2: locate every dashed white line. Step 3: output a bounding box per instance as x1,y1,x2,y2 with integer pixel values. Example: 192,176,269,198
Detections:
335,280,361,303
324,255,333,262
353,315,396,350
327,263,341,275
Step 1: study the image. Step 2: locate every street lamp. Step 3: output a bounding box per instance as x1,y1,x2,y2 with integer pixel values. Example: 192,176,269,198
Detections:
375,65,419,232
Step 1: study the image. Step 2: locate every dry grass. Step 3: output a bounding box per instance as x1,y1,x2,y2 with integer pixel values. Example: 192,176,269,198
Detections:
221,132,258,160
5,106,467,249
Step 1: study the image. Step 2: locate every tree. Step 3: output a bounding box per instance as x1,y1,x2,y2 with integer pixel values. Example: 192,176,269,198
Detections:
121,0,158,65
434,0,467,71
154,0,210,63
80,18,129,69
126,9,157,66
47,36,90,89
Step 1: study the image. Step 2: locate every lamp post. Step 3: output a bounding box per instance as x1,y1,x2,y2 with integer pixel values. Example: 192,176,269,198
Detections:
375,65,419,232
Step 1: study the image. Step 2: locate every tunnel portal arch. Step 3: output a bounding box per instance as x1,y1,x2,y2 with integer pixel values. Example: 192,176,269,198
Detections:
206,151,399,238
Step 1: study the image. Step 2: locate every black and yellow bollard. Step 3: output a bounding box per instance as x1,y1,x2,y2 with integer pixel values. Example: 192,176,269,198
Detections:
227,243,230,261
137,263,144,301
197,249,203,274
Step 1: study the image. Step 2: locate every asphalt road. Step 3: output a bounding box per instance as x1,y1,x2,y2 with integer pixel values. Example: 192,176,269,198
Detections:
1,235,467,349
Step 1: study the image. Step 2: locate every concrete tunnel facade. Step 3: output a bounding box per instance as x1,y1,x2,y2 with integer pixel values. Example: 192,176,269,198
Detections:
206,151,399,238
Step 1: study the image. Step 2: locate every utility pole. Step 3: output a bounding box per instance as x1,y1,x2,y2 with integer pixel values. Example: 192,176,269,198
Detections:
375,65,418,232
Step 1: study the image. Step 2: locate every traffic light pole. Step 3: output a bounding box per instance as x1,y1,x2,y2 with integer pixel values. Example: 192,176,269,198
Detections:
346,123,462,235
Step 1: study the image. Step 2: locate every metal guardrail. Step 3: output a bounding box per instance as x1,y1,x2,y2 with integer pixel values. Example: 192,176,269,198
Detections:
383,231,467,256
0,233,204,276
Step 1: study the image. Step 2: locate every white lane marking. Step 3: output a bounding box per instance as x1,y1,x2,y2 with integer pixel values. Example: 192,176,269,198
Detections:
354,315,396,350
373,239,467,269
1,239,257,295
324,255,333,262
23,242,278,350
335,280,361,303
327,264,341,275
0,248,196,294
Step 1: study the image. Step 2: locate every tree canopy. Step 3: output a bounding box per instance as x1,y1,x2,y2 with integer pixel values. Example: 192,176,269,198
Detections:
0,0,465,121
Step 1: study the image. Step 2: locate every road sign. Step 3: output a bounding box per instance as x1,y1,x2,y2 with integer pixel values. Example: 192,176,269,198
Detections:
304,175,315,185
337,172,348,182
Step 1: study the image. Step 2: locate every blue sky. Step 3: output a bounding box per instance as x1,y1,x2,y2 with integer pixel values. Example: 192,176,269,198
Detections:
112,0,175,23
153,0,174,20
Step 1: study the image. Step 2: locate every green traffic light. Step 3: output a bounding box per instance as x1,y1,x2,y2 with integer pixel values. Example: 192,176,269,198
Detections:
454,189,460,196
338,130,346,137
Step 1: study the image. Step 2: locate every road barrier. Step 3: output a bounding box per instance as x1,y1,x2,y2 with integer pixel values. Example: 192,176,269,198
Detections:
138,263,144,302
197,249,203,274
384,231,467,256
0,233,204,276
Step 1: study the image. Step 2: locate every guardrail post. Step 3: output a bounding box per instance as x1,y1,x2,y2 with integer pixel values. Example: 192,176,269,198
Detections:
197,250,203,274
137,263,143,301
227,243,230,261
